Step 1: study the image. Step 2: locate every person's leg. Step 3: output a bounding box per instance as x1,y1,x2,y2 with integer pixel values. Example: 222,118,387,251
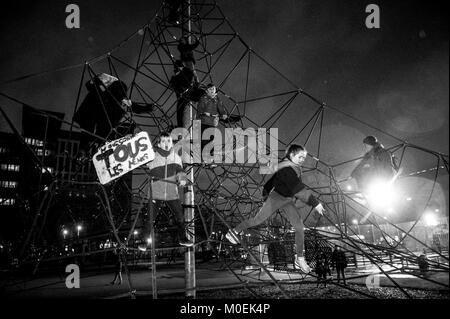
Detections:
281,203,313,273
166,200,190,244
112,271,117,284
234,192,291,233
281,202,305,257
177,99,187,127
336,266,341,283
118,267,123,284
341,268,346,285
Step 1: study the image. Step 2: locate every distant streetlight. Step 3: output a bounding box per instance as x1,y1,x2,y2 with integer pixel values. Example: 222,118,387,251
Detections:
62,229,68,240
133,230,139,236
424,212,438,227
76,224,82,237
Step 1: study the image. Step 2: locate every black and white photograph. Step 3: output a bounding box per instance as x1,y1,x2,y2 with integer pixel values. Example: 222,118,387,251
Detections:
0,0,448,311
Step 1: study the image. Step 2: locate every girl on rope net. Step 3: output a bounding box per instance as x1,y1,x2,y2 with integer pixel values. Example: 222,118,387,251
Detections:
225,144,325,273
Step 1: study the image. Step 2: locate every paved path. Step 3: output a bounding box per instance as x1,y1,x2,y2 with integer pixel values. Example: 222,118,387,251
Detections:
1,262,448,298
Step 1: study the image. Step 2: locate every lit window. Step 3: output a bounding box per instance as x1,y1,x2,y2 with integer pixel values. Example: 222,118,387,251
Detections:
0,198,15,206
1,164,20,172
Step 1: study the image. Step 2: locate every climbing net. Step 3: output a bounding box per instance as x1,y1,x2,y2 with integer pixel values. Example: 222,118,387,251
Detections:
0,0,448,299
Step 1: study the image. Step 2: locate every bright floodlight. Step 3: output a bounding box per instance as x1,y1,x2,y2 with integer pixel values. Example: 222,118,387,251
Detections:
62,229,68,235
406,197,412,201
365,178,398,210
424,212,438,226
76,225,82,231
347,185,352,191
352,219,358,225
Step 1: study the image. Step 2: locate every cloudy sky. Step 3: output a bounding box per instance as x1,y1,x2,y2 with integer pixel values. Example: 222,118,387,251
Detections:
0,0,448,161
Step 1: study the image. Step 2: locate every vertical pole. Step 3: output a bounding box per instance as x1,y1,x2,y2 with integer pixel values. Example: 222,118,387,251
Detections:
183,0,196,299
148,179,157,299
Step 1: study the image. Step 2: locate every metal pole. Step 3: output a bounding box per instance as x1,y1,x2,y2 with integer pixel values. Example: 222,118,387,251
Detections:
148,179,157,299
183,0,196,299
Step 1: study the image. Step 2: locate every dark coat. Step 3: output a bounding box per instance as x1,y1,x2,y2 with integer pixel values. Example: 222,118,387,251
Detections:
315,257,331,276
169,67,197,97
351,144,397,189
178,38,200,64
196,94,226,127
332,250,348,268
74,78,128,138
263,159,320,207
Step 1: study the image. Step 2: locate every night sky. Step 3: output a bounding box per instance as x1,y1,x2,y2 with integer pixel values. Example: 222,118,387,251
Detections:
0,0,448,159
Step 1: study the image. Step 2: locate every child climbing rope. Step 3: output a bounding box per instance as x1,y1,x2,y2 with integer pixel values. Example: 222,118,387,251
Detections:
225,144,325,273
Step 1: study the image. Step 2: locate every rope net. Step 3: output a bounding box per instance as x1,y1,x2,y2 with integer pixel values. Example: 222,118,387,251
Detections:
0,0,448,299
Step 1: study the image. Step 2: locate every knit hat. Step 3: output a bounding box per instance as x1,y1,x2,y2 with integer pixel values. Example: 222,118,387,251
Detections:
363,135,378,146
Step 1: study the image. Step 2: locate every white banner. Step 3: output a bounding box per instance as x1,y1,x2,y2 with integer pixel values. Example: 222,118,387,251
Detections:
92,131,154,184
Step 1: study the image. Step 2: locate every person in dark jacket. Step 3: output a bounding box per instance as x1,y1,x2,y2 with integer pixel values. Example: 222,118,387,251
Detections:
73,73,153,155
196,83,228,156
350,135,398,193
169,60,200,127
315,253,331,288
178,35,200,68
110,246,123,285
417,250,429,276
147,131,193,247
225,144,325,273
332,245,347,285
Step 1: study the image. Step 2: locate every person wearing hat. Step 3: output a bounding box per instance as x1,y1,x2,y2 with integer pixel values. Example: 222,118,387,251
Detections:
350,135,398,192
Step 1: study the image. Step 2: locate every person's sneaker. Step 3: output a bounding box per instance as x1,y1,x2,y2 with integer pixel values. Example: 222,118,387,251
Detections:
179,238,194,247
225,229,241,245
294,256,311,273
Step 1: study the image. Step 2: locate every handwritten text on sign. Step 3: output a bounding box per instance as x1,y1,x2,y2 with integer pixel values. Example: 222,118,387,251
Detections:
92,131,155,184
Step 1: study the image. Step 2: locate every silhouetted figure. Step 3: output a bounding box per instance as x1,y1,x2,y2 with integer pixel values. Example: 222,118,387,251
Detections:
332,245,347,285
315,253,331,288
178,35,200,67
351,135,398,193
417,250,429,276
110,247,123,285
169,61,201,127
73,73,153,155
